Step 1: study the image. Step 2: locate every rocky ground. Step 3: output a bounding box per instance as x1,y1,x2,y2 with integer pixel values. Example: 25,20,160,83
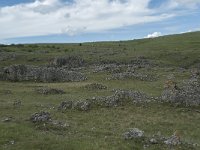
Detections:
0,32,200,150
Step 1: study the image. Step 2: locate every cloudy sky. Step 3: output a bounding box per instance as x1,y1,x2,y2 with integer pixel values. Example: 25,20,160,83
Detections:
0,0,200,43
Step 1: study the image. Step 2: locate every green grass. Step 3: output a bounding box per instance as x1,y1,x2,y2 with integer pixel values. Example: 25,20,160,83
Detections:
0,32,200,150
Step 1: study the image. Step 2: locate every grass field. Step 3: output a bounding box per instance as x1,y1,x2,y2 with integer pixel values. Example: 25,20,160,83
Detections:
0,32,200,150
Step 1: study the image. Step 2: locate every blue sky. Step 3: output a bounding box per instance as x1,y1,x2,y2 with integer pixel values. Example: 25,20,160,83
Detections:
0,0,200,44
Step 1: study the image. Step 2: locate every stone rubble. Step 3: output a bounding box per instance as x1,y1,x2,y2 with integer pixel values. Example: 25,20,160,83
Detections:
164,134,181,146
93,89,149,107
161,75,200,106
50,55,85,68
123,128,144,140
74,101,91,111
58,100,91,111
30,111,51,123
58,101,73,111
1,65,87,82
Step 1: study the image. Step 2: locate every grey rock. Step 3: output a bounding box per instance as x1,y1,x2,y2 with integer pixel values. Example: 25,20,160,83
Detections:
74,101,91,111
149,138,158,144
58,100,91,111
58,101,73,110
164,135,181,146
30,112,51,123
94,89,149,107
2,65,87,82
123,128,144,140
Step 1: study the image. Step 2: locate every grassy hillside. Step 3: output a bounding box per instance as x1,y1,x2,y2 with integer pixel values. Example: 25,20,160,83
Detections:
0,32,200,150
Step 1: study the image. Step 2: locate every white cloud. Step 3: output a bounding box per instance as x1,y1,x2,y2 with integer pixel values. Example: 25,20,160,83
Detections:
0,0,198,40
164,0,200,9
180,30,192,34
145,32,162,38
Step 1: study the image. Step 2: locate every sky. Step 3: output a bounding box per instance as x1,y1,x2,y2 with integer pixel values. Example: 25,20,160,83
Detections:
0,0,200,44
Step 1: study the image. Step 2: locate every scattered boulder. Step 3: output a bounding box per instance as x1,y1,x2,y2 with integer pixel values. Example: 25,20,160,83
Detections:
93,57,154,73
123,128,144,140
95,95,123,107
2,65,87,82
149,138,158,144
58,101,73,111
93,89,149,107
30,112,51,123
74,101,91,111
30,111,69,132
36,87,65,95
58,100,91,111
164,134,181,146
83,83,107,90
122,129,197,149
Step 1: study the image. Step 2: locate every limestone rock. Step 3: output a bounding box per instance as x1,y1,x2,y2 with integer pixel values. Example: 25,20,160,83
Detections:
58,101,73,111
74,101,91,111
2,65,87,82
123,128,144,140
164,135,181,146
30,112,51,123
